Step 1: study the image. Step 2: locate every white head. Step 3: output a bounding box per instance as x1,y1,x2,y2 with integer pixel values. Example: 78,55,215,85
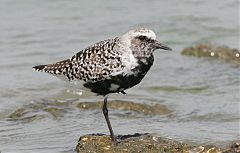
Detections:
125,27,157,41
120,27,172,57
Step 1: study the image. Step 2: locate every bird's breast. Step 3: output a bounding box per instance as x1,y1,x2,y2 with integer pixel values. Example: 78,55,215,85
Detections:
83,55,154,95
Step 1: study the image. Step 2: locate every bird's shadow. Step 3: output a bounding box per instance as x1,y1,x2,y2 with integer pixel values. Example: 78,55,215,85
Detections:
82,133,149,142
116,133,149,140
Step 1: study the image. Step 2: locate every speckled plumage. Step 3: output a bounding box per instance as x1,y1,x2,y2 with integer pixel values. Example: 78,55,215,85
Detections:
34,38,121,81
33,28,171,95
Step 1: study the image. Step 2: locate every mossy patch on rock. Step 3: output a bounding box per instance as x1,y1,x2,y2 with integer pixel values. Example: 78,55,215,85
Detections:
181,44,240,66
76,133,240,153
76,133,189,153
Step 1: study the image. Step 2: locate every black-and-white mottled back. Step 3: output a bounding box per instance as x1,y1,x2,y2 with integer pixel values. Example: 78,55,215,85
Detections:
33,28,171,95
33,27,172,140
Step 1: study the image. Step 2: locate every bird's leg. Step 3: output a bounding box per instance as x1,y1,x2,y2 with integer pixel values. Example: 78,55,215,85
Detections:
102,96,115,141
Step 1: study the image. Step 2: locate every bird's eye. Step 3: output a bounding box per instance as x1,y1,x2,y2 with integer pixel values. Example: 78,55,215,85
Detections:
138,36,147,41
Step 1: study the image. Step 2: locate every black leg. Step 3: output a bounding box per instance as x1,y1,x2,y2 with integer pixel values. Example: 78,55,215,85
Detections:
102,96,115,141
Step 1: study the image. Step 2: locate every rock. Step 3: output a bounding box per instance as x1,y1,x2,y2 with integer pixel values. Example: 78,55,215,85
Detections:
76,133,189,153
9,108,27,119
77,100,172,116
8,99,171,122
7,99,75,122
8,107,45,123
181,44,240,66
223,141,240,153
76,133,240,153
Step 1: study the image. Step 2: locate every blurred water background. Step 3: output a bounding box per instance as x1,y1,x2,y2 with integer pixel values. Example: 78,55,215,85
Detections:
0,0,239,152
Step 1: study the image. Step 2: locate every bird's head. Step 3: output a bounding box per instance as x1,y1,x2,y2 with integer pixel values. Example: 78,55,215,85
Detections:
121,27,172,58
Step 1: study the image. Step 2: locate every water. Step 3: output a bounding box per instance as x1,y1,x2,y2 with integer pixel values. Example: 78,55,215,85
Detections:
0,0,239,152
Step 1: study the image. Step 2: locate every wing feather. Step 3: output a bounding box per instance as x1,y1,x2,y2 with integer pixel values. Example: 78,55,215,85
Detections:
33,37,124,82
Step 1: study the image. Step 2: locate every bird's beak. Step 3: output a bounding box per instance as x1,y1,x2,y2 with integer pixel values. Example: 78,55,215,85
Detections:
153,40,172,51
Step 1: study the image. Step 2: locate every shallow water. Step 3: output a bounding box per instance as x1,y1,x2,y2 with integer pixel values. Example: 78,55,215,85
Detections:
0,0,239,152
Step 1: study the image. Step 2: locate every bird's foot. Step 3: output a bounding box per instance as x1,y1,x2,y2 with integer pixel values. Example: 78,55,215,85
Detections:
110,135,122,144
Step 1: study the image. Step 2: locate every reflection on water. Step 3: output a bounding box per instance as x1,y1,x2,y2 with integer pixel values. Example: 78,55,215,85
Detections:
0,0,239,152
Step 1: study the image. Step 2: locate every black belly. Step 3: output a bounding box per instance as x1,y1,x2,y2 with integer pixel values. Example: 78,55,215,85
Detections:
83,56,154,95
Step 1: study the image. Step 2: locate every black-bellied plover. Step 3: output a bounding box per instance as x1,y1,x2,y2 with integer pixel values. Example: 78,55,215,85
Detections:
33,27,172,141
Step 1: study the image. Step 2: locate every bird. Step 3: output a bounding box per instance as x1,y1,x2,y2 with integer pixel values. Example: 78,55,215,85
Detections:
33,27,172,141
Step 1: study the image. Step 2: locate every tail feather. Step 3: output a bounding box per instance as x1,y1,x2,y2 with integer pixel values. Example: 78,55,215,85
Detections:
33,59,71,75
33,65,47,72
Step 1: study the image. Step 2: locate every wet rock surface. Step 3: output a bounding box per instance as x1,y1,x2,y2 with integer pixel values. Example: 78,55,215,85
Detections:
181,44,240,66
76,133,188,153
8,99,172,122
77,100,172,116
8,99,76,122
223,142,240,153
76,133,240,153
